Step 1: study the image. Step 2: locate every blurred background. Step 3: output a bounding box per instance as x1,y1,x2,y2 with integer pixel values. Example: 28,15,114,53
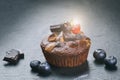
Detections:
0,0,120,80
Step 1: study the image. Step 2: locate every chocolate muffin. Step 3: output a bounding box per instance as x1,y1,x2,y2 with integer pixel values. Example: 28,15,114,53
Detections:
40,22,91,67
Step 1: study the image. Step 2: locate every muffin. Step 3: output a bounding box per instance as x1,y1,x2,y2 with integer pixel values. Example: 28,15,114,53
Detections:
40,22,91,67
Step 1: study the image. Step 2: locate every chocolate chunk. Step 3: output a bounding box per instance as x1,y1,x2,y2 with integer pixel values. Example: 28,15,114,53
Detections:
50,24,63,33
3,49,24,64
64,32,85,41
64,33,76,41
55,42,65,47
18,49,24,59
19,52,24,59
50,22,72,35
55,42,61,47
62,23,72,33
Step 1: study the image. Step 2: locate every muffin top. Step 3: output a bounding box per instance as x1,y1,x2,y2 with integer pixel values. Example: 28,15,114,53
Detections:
41,22,91,55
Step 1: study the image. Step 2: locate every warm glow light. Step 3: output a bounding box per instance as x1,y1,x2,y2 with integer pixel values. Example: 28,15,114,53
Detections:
73,19,79,25
70,19,80,26
70,19,81,34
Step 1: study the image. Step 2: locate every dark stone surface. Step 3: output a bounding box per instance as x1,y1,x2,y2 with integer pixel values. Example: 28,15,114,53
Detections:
0,0,120,80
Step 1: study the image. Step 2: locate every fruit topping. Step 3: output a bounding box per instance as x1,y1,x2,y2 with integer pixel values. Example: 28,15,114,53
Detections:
71,24,81,34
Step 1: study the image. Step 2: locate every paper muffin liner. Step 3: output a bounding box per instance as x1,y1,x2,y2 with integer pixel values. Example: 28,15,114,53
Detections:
41,47,90,67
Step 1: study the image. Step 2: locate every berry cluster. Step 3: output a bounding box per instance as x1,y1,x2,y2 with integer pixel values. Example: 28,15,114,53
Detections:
93,49,117,68
30,60,51,76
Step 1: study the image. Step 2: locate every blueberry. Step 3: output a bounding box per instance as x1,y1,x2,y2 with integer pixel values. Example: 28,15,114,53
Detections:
93,49,106,62
38,62,51,75
104,56,117,67
30,60,41,70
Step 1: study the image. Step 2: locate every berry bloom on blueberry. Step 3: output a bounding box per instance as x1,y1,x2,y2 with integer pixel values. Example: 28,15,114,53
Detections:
93,49,106,62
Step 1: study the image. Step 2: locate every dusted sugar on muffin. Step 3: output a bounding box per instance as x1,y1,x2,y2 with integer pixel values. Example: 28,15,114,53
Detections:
40,21,91,67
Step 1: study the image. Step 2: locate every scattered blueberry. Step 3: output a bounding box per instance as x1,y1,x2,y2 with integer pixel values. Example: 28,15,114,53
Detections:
93,49,106,62
30,60,41,70
38,62,51,75
93,49,118,71
104,56,117,67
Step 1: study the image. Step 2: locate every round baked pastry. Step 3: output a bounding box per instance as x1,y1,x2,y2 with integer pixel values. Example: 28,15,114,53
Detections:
40,22,91,67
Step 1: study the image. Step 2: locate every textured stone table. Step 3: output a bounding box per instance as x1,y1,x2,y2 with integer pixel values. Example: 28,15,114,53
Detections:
0,0,120,80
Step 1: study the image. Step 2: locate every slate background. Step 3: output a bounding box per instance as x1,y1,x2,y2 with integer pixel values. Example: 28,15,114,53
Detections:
0,0,120,80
